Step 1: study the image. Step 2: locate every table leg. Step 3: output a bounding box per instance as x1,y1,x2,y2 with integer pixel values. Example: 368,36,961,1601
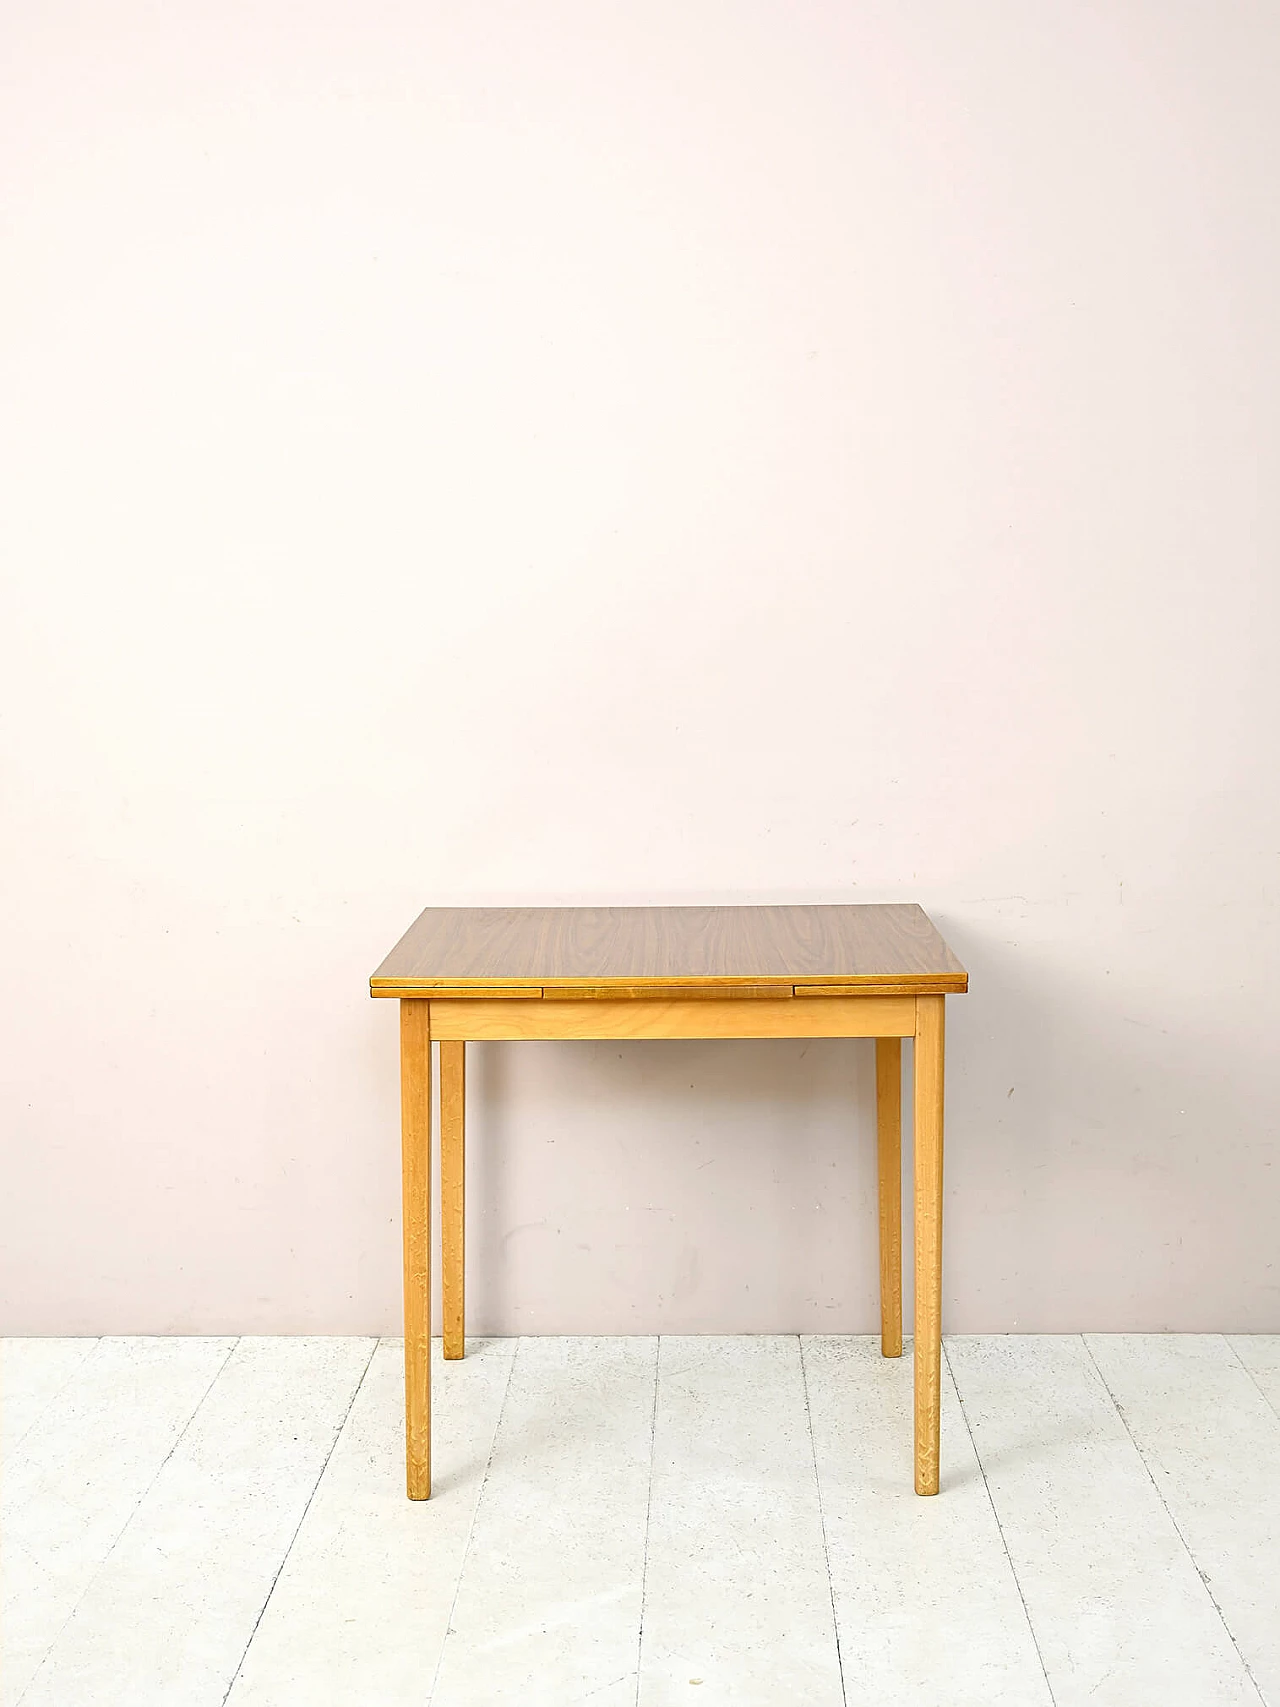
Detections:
440,1040,466,1360
875,1037,903,1357
400,999,432,1499
913,994,945,1495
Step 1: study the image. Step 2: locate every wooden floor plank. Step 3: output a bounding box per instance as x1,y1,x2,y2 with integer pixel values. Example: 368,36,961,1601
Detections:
18,1338,373,1707
803,1335,1052,1705
1087,1334,1280,1702
2,1336,234,1705
946,1335,1261,1707
0,1337,99,1456
638,1336,844,1707
226,1338,515,1707
430,1337,656,1707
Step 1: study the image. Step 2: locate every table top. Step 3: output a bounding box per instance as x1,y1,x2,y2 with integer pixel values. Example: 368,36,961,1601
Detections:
371,904,967,998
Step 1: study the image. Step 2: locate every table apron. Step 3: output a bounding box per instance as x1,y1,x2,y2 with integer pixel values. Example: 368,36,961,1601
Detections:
426,995,918,1041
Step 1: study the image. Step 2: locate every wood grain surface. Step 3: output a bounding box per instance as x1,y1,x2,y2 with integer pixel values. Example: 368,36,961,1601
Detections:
875,1037,903,1360
371,904,966,996
439,1040,465,1362
913,993,946,1496
426,995,917,1041
399,999,432,1499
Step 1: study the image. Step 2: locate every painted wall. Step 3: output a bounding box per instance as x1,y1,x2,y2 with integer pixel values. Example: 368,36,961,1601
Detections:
3,2,1277,1335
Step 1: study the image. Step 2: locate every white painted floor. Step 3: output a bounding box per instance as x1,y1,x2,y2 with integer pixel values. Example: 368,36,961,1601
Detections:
3,1335,1278,1706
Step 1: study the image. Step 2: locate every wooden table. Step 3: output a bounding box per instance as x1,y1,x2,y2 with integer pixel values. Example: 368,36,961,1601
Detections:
371,903,967,1498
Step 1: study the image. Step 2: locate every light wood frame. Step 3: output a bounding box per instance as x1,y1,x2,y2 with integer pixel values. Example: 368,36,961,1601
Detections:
397,991,946,1499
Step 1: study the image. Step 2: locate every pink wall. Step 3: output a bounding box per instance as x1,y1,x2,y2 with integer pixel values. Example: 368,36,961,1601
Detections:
2,2,1277,1334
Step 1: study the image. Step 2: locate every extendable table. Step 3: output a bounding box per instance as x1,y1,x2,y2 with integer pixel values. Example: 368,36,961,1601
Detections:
370,903,967,1497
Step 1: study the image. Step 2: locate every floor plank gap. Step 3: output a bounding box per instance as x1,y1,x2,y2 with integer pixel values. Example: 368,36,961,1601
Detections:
3,1338,102,1459
944,1338,1059,1707
799,1336,850,1707
632,1335,661,1707
220,1338,379,1706
1226,1336,1280,1429
426,1337,521,1707
1081,1336,1271,1707
11,1336,241,1707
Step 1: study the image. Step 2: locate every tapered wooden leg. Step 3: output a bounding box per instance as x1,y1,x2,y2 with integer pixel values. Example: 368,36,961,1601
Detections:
400,999,432,1499
440,1040,466,1360
875,1037,903,1358
913,995,945,1495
